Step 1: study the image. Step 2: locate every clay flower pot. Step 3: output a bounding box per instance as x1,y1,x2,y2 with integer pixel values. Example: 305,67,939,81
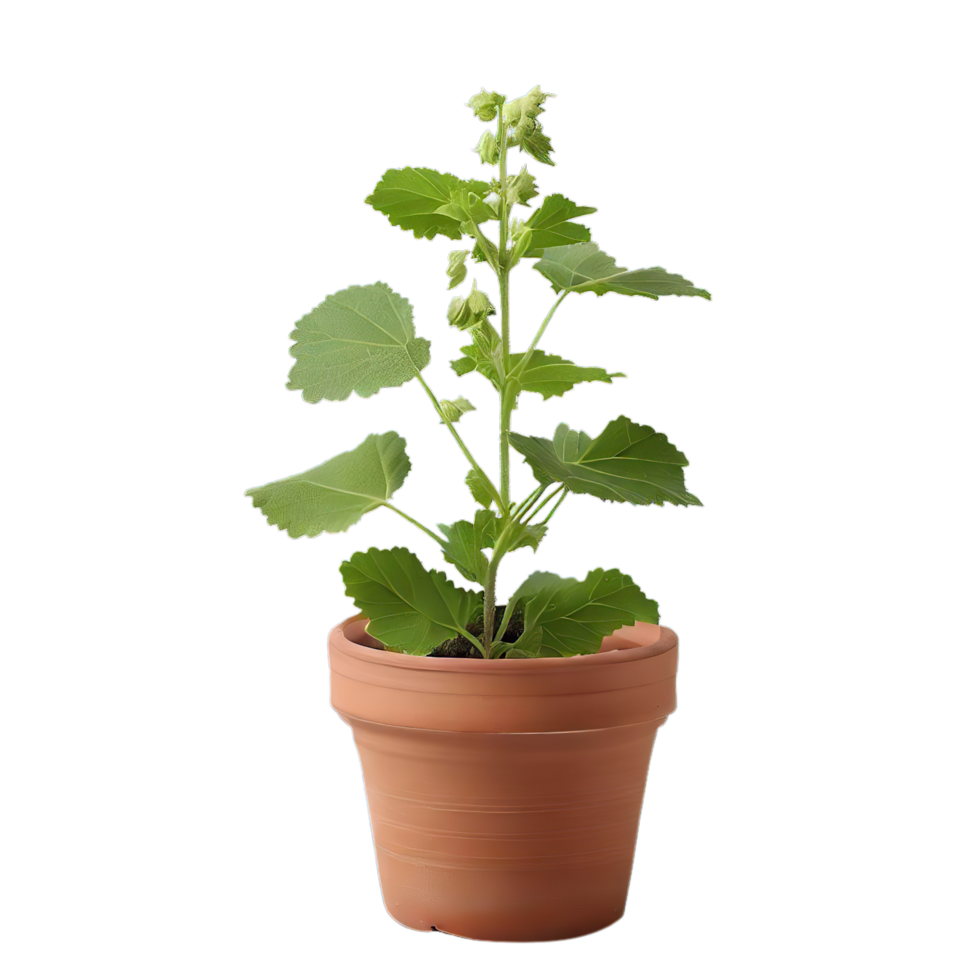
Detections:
329,615,678,942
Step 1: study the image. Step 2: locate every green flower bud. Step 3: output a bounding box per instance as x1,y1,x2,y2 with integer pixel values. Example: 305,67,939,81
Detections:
468,89,504,122
446,250,468,290
447,281,496,329
476,130,499,165
439,397,476,424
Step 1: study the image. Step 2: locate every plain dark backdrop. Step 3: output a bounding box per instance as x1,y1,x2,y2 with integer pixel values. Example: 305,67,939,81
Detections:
231,75,725,947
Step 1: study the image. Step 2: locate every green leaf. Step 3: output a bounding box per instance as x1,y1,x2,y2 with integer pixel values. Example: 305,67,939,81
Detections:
500,627,545,658
509,416,701,506
246,432,409,538
366,168,491,241
506,521,548,553
341,547,483,655
489,163,541,208
286,283,430,403
499,568,659,658
465,468,495,508
515,350,624,400
523,195,596,255
519,127,555,166
452,319,504,388
438,177,497,228
533,243,711,299
437,509,498,583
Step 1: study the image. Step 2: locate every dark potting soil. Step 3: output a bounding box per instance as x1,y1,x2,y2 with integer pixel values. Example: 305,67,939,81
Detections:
426,605,524,658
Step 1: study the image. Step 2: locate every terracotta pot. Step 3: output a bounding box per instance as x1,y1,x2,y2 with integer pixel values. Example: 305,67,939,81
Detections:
329,615,678,942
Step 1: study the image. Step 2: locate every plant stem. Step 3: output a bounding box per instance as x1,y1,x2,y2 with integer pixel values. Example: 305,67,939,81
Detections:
483,104,512,652
496,110,513,513
413,370,505,512
382,503,447,547
481,551,501,659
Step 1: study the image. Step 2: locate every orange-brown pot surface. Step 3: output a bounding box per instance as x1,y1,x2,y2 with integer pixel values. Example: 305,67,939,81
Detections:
329,616,678,942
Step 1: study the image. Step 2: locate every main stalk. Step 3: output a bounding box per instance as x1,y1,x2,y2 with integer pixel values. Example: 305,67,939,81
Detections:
481,105,513,657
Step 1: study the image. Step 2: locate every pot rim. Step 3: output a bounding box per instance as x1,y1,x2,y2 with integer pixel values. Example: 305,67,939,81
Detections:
332,615,677,674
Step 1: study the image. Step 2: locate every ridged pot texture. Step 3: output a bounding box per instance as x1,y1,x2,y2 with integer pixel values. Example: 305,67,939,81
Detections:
329,616,678,942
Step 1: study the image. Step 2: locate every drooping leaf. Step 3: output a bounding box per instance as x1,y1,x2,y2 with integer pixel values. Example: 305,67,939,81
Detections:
246,432,409,538
515,350,624,399
518,127,555,166
366,168,491,241
437,509,498,583
286,283,430,403
533,243,711,300
509,416,701,506
523,194,596,255
498,568,659,658
341,547,483,655
463,469,497,509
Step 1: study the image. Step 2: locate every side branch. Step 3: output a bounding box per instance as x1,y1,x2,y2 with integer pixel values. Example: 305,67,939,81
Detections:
413,372,505,512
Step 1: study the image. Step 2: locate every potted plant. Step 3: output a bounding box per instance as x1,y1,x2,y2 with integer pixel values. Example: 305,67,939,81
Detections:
246,86,710,942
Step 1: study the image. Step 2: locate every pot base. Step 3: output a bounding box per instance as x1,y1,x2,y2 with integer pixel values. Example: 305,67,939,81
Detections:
380,856,628,942
349,718,661,943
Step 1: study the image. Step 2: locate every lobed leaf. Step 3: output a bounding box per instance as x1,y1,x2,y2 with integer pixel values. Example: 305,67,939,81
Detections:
515,350,623,399
498,569,659,658
286,283,430,403
523,194,596,255
246,432,410,538
341,547,484,655
509,416,701,506
438,509,497,583
366,167,491,241
533,243,711,300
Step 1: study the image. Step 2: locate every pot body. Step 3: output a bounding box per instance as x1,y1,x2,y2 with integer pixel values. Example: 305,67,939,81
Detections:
329,617,678,942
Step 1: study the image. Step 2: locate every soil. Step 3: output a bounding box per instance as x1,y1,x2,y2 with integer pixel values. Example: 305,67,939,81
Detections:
426,605,525,658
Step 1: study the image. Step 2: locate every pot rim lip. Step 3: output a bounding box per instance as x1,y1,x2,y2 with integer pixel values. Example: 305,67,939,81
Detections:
331,615,677,673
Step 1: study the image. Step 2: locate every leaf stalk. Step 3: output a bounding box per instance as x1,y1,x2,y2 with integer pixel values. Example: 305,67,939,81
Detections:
509,290,570,379
414,371,505,512
382,503,447,547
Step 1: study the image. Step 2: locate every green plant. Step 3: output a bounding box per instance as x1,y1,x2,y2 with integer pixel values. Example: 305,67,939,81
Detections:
246,87,710,659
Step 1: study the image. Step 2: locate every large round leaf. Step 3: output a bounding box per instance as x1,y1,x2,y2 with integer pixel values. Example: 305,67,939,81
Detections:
286,283,430,403
246,432,410,537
